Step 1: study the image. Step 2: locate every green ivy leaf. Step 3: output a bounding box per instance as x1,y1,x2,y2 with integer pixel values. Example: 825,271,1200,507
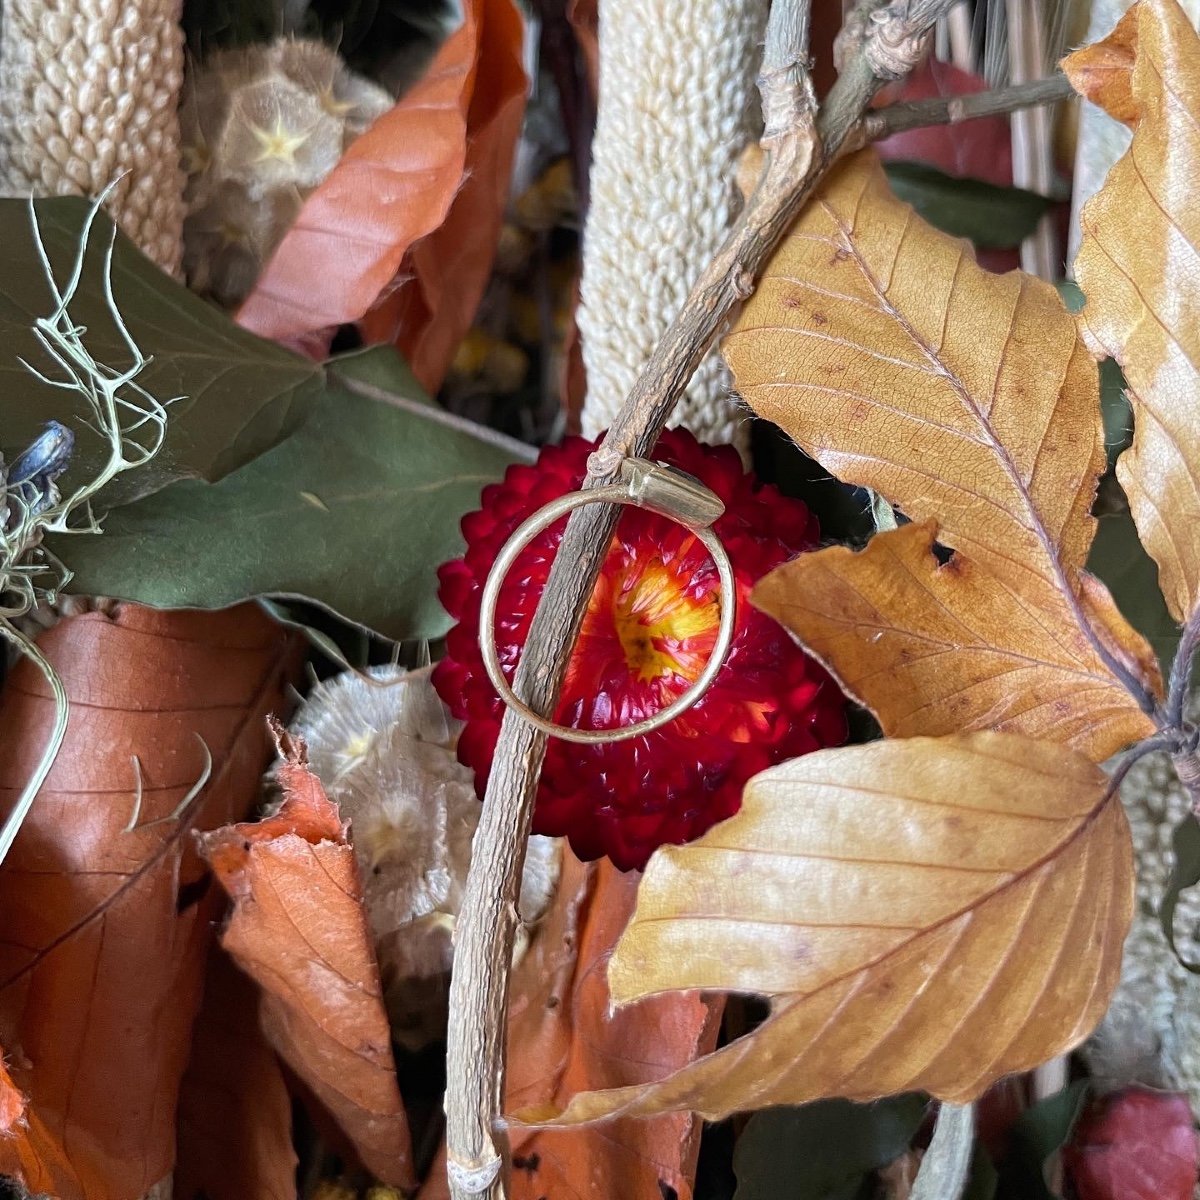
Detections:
883,161,1054,250
1087,510,1180,679
50,348,530,642
732,1095,927,1200
1056,281,1132,464
1160,816,1200,973
0,197,322,506
996,1081,1089,1200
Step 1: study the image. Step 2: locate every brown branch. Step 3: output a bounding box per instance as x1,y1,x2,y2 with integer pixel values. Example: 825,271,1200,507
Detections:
857,72,1076,146
442,2,958,1197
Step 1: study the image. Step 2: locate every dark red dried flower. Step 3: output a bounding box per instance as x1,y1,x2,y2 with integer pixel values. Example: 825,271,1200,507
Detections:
433,428,847,871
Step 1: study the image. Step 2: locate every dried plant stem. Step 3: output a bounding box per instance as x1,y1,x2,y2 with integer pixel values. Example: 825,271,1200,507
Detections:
911,1102,974,1200
443,2,958,1197
857,72,1075,146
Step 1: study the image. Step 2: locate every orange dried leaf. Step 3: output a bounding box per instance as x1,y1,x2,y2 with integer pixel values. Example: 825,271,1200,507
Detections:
174,949,297,1200
237,0,487,341
359,0,527,392
0,1058,25,1135
516,733,1132,1126
753,521,1156,762
197,732,416,1192
1068,0,1200,624
0,605,301,1199
1062,5,1139,127
504,853,722,1200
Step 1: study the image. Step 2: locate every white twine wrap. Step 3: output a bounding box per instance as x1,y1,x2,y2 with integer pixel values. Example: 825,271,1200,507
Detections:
577,0,770,453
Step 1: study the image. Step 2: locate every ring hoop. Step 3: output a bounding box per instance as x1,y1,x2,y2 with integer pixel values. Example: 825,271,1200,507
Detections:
477,458,737,744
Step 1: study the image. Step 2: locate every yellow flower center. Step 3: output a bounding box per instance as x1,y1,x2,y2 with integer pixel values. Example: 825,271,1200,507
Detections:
612,558,719,684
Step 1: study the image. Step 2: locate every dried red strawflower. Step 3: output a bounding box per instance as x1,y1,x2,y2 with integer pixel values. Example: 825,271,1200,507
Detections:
433,429,847,871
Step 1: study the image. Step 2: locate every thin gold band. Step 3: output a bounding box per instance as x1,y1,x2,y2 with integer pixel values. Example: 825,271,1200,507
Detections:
477,458,737,744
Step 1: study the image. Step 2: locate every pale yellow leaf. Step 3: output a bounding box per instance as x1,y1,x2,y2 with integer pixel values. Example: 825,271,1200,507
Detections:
752,522,1157,762
514,733,1132,1125
1069,0,1200,624
723,150,1103,620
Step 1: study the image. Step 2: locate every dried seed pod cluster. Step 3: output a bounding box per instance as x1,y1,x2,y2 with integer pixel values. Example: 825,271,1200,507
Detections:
290,665,561,1050
181,38,392,307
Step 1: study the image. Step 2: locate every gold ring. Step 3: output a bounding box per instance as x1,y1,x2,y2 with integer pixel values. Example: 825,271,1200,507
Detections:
477,457,737,744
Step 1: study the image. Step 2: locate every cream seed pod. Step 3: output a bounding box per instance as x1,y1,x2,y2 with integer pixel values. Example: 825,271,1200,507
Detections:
1086,714,1200,1112
0,0,187,273
290,666,561,1050
180,38,392,307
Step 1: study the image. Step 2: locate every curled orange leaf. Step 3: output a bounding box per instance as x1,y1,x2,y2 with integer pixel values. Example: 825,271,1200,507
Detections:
197,729,416,1192
240,0,527,397
504,854,722,1199
0,605,300,1199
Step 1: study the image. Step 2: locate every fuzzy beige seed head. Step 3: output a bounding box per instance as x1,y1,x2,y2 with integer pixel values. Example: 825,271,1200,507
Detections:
180,38,392,307
0,0,187,273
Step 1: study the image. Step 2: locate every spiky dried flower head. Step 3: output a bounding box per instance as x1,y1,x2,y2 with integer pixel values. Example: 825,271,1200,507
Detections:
433,428,849,872
289,665,560,1049
180,38,392,307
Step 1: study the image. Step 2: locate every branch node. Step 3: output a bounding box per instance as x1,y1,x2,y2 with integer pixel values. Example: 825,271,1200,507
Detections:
447,1156,504,1195
865,3,936,80
587,444,624,477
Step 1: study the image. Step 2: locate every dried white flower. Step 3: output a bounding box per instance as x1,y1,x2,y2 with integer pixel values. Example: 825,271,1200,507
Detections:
289,665,561,1049
180,38,393,307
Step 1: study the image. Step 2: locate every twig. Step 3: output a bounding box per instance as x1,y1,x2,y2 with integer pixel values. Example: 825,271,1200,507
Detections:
1167,609,1200,732
911,1103,974,1200
857,72,1075,145
759,0,815,141
443,2,959,1197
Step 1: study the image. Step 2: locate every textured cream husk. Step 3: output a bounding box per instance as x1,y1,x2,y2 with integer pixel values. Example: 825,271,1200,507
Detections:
577,0,769,453
0,0,188,274
1088,695,1200,1113
287,665,561,1051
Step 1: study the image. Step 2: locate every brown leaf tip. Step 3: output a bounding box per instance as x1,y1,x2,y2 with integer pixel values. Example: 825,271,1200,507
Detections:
268,714,309,768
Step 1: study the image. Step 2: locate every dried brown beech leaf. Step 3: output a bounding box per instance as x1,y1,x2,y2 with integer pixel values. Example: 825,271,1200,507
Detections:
1062,5,1139,127
1068,0,1200,624
515,733,1132,1126
753,522,1157,762
724,150,1103,619
504,853,722,1200
174,949,296,1200
197,732,416,1192
0,604,300,1199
